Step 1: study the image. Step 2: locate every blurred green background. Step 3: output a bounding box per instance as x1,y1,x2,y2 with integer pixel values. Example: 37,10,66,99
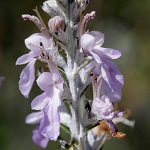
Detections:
0,0,150,149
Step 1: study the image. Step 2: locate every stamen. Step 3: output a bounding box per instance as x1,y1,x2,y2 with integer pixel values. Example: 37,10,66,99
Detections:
46,56,50,60
54,81,57,85
89,72,93,76
39,42,47,58
40,42,43,47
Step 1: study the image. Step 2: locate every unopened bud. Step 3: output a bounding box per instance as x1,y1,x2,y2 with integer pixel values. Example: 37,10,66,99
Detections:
48,16,66,34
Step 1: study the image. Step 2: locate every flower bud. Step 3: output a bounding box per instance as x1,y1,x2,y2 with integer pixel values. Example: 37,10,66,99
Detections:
48,16,66,34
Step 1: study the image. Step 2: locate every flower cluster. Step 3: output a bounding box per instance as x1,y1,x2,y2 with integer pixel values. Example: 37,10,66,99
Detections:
16,0,134,149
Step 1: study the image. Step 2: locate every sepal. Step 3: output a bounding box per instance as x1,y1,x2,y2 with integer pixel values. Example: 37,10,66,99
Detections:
86,131,106,150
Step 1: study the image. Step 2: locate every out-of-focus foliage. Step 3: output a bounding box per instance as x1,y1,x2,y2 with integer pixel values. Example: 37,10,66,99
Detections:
0,0,150,149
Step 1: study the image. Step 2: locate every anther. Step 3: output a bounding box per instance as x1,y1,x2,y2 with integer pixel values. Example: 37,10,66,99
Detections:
40,42,43,47
46,56,50,59
89,72,93,76
54,81,57,85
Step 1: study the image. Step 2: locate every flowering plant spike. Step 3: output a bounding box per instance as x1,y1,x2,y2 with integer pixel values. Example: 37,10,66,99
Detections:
16,0,135,149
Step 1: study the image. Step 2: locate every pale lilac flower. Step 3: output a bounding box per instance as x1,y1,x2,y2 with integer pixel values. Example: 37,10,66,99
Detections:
80,31,121,62
25,111,43,124
81,31,124,101
25,111,49,148
91,95,124,132
25,103,71,148
16,33,52,98
88,59,124,102
91,95,115,120
31,72,64,140
81,31,122,68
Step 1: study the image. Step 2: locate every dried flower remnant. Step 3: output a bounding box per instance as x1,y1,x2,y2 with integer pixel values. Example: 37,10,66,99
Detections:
92,120,126,139
16,0,135,149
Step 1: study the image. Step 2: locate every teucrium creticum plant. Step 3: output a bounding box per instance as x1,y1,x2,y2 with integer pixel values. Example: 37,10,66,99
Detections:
16,0,135,149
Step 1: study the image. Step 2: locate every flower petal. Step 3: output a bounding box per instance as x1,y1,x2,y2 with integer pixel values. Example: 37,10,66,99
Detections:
80,33,95,51
101,59,124,102
90,50,103,64
25,33,51,51
25,111,43,124
40,87,61,140
19,59,36,98
52,73,64,91
91,96,114,120
89,31,104,46
93,47,121,59
107,120,117,132
31,89,53,110
16,51,41,65
37,72,53,91
32,126,49,148
91,98,103,120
